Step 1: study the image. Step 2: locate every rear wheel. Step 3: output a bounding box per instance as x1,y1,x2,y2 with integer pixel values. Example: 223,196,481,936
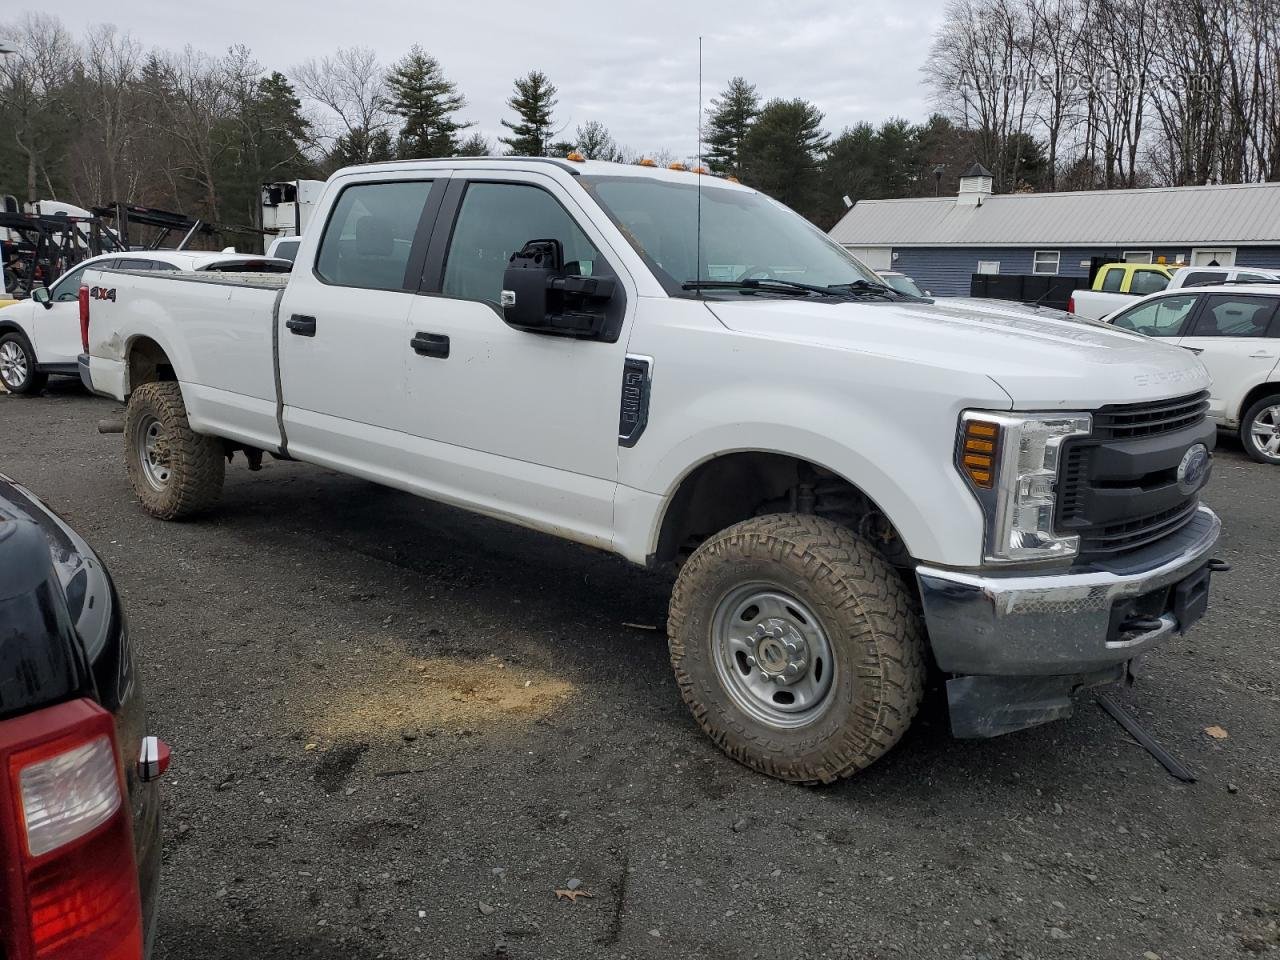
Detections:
124,381,225,518
1240,393,1280,464
667,514,926,784
0,333,48,395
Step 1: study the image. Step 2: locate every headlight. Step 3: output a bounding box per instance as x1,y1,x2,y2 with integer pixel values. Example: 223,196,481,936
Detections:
957,411,1092,563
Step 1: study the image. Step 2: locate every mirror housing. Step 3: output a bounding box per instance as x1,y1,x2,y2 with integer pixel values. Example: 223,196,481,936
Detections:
31,285,51,307
501,239,617,340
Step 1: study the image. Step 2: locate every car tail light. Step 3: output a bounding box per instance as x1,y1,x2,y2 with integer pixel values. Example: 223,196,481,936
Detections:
78,286,90,353
0,698,142,960
1067,296,1075,315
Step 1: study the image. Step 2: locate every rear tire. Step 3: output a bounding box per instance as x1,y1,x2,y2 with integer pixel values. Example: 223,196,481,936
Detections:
667,514,926,784
0,332,48,395
1240,393,1280,464
124,381,225,519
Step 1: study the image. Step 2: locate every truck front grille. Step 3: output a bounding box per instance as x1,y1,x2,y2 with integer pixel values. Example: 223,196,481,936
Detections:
1090,391,1209,440
1057,392,1212,560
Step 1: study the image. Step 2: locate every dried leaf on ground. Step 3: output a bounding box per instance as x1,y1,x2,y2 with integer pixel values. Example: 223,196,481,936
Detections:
555,888,594,904
1204,725,1229,740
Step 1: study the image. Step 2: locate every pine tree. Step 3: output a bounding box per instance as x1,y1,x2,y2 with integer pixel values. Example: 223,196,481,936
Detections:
741,98,829,222
455,132,492,156
499,70,558,156
574,120,621,161
326,126,395,169
385,46,468,158
704,77,760,176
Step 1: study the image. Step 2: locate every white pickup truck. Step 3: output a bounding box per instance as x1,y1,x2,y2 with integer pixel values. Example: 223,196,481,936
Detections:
77,158,1224,783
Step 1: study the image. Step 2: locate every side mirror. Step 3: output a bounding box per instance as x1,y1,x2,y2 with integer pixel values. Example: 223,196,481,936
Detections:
501,239,616,339
30,285,51,307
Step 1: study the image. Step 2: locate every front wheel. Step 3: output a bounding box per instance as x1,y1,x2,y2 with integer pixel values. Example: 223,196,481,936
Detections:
124,381,225,519
0,332,48,395
667,514,926,784
1241,394,1280,464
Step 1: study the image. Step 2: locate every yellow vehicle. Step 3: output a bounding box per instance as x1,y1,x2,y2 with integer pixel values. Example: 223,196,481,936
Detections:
1069,263,1176,319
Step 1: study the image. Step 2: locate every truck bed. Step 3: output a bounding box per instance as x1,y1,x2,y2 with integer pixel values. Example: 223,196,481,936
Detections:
83,265,288,453
105,268,291,290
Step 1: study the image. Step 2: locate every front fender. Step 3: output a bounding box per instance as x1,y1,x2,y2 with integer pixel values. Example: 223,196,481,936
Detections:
623,383,995,569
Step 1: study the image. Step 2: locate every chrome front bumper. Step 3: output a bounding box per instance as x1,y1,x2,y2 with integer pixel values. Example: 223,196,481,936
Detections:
916,506,1221,677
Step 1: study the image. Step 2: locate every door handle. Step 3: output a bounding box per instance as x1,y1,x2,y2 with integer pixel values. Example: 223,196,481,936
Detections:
1181,346,1203,355
286,314,317,337
1249,350,1276,359
410,332,450,358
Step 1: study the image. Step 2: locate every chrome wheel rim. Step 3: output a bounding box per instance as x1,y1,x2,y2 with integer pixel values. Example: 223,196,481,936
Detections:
0,341,27,388
1250,405,1280,462
136,415,172,490
711,582,837,729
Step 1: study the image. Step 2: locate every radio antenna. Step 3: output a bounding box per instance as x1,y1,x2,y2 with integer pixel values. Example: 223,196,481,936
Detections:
696,36,704,296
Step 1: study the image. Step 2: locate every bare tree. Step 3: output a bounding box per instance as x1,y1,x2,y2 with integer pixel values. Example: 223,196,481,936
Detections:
291,46,391,161
75,24,143,203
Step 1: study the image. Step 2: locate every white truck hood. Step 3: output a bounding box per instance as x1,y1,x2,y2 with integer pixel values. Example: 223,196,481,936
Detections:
704,297,1210,409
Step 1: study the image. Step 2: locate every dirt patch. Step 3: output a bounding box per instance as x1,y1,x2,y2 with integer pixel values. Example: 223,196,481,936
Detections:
304,656,574,741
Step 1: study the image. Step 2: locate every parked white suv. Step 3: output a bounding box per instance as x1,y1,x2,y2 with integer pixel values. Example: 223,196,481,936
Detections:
1105,283,1280,463
0,250,289,394
76,158,1224,782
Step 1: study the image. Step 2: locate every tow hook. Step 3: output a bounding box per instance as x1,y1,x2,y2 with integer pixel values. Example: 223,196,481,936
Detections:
1206,558,1231,573
137,736,171,782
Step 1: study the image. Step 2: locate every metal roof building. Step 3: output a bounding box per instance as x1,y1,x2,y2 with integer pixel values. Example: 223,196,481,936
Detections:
829,172,1280,297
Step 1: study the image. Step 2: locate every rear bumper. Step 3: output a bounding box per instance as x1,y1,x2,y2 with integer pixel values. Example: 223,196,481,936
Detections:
916,506,1221,736
77,353,93,391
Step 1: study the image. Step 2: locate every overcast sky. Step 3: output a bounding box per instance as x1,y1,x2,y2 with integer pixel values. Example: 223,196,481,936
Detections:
44,0,949,156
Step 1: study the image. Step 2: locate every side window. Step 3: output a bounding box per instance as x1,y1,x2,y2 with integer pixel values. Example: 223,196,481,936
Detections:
1110,294,1198,338
315,180,433,291
1130,270,1170,296
49,262,97,301
442,182,601,306
1099,267,1124,292
153,262,180,272
1188,295,1278,338
115,258,154,271
1178,271,1218,287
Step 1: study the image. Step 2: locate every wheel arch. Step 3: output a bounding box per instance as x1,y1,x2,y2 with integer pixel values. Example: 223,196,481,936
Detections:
650,450,916,568
123,333,178,396
1237,382,1280,424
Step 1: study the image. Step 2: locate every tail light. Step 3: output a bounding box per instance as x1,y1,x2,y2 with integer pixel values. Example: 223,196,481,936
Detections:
0,698,142,960
1067,296,1075,315
78,286,90,354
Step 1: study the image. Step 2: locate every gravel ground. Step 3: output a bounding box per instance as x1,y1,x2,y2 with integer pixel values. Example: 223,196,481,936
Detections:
3,381,1277,960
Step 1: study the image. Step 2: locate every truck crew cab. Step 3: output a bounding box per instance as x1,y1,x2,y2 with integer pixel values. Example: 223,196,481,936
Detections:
78,157,1222,783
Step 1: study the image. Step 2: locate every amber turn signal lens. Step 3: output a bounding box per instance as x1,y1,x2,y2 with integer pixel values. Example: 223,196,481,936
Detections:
961,420,999,488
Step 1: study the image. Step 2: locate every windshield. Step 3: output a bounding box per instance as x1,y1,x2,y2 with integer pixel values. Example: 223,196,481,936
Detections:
581,176,881,295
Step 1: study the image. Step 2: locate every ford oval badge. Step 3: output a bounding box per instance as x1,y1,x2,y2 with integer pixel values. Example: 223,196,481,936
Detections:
1177,443,1210,495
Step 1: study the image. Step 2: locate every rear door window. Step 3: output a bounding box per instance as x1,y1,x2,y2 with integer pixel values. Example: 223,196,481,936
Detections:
1186,295,1278,338
115,258,155,271
315,181,434,291
1099,268,1124,292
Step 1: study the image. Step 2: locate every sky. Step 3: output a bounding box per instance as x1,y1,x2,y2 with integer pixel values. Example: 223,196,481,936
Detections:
42,0,950,156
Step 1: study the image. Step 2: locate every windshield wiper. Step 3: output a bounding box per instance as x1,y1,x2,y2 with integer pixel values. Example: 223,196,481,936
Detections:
826,279,931,302
681,278,852,298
